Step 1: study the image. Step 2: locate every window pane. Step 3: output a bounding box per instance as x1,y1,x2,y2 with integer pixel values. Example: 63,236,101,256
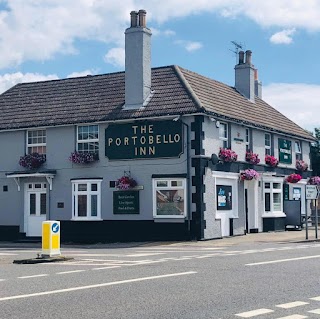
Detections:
171,181,182,187
264,183,270,189
30,194,36,215
273,193,281,211
78,195,87,216
273,183,281,189
35,184,41,189
91,195,97,217
265,148,271,155
40,193,46,215
91,184,97,191
78,184,87,191
264,193,271,212
156,189,184,216
265,134,271,146
157,181,167,187
295,141,301,153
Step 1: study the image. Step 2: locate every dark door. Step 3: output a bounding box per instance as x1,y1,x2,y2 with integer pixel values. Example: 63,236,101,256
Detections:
245,189,249,234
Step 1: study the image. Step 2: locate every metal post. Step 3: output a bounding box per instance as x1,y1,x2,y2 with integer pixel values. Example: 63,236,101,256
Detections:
316,199,318,239
305,198,308,240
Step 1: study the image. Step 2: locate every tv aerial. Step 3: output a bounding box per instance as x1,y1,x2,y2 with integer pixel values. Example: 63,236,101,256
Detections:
229,41,244,62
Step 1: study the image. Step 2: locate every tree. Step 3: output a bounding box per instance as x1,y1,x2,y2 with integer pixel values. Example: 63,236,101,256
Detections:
310,128,320,176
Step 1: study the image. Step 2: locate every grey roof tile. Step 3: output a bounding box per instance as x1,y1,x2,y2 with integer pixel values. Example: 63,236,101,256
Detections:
0,65,313,140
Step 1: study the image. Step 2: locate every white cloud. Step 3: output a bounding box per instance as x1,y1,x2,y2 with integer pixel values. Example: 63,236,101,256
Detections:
175,40,203,52
67,70,95,78
263,83,320,131
0,1,318,69
104,47,125,68
150,28,176,37
0,72,58,93
270,28,296,44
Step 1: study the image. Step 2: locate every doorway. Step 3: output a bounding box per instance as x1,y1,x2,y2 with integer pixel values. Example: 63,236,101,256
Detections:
24,182,47,236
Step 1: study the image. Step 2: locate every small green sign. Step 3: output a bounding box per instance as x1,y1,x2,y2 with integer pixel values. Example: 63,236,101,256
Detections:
113,191,140,214
105,120,183,160
278,138,292,164
283,183,289,201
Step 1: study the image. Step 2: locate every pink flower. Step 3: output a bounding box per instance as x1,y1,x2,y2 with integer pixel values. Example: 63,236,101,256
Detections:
286,174,302,183
116,176,137,190
308,176,320,185
265,155,279,167
245,151,260,165
296,160,308,172
219,148,238,163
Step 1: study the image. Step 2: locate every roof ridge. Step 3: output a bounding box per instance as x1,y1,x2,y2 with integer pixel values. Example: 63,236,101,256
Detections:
173,65,203,110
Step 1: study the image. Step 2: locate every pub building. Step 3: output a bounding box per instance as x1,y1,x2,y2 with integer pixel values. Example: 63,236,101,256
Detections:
0,10,314,242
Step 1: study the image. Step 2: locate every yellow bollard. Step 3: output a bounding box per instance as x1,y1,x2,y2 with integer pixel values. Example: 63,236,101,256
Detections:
42,221,61,257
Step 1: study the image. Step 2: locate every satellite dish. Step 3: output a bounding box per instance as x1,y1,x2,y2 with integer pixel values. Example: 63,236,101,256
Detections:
211,153,219,165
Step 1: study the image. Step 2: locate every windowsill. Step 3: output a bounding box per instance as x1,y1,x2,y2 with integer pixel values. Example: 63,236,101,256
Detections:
262,212,286,218
71,218,103,221
154,215,186,219
116,186,144,191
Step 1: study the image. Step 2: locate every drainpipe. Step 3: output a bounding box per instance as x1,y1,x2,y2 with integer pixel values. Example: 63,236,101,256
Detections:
182,121,191,238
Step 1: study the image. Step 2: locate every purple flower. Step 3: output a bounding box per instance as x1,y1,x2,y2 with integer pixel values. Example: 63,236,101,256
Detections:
19,153,46,169
69,151,98,164
308,176,320,185
286,174,302,183
240,169,259,181
116,176,137,190
245,151,260,165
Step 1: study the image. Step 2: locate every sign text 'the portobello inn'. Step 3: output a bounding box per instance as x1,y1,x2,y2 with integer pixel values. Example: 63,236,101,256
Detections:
105,120,183,160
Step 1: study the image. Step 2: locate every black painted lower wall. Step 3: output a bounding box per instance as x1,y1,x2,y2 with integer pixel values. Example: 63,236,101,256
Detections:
60,221,191,243
0,226,21,241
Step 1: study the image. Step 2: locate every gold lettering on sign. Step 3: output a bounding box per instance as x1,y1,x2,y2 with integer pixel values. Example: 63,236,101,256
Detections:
116,138,121,146
141,126,147,134
108,138,113,146
149,135,154,144
132,126,138,134
174,134,180,143
149,125,153,134
124,137,129,145
140,136,146,145
156,135,161,144
132,136,137,145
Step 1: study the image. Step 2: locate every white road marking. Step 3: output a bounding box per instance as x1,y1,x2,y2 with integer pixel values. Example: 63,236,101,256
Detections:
276,301,309,309
126,253,165,257
309,308,320,314
275,315,307,319
18,274,48,279
246,255,320,266
56,270,86,275
0,279,5,282
0,271,197,302
235,308,274,317
0,252,18,256
92,266,121,270
310,296,320,301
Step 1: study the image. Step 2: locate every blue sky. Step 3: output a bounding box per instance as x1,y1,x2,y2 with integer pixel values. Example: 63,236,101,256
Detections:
0,1,319,132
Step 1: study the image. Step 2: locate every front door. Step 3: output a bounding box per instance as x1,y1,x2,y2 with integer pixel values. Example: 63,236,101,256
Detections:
25,183,47,236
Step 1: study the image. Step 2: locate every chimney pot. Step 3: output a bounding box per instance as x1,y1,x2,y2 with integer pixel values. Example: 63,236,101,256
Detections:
130,11,138,27
138,9,147,27
239,51,245,64
245,50,252,65
254,69,258,81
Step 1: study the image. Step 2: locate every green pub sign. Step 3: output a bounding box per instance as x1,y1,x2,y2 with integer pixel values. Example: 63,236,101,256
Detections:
278,138,292,164
105,120,183,160
113,191,139,214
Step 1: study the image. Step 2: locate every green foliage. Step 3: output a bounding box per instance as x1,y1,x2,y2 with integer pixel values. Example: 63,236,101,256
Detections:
310,128,320,176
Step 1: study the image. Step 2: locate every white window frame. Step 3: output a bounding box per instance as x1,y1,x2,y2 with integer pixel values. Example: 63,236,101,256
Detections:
77,125,99,154
219,122,228,148
152,178,187,219
245,128,250,151
265,133,271,155
71,179,102,221
27,129,46,155
295,141,302,160
262,178,284,217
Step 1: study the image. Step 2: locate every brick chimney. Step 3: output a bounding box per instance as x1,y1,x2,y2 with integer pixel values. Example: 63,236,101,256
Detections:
124,9,152,109
235,50,255,102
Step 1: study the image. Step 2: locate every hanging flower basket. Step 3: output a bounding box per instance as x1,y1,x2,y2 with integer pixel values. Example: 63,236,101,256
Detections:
286,173,302,183
219,148,238,163
296,160,308,172
308,176,320,185
265,155,279,167
19,153,46,169
116,176,138,190
245,151,260,165
240,169,259,181
69,151,98,164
